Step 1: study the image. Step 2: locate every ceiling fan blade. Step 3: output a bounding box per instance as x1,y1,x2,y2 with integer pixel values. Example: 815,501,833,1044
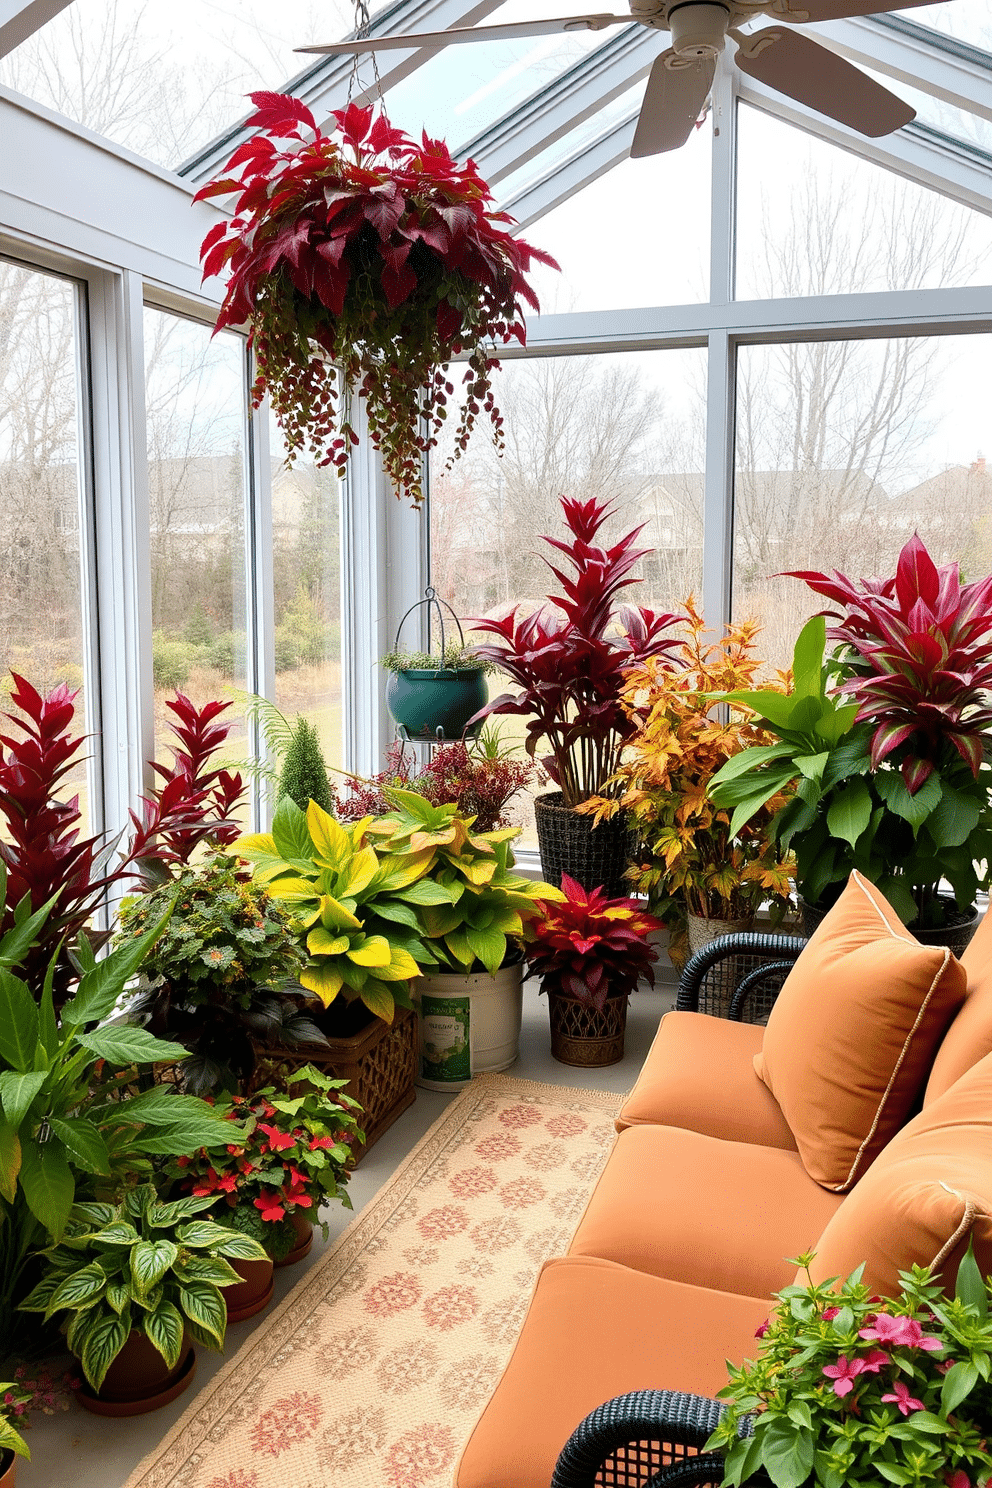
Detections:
295,14,629,54
774,0,943,22
733,27,915,136
630,51,715,157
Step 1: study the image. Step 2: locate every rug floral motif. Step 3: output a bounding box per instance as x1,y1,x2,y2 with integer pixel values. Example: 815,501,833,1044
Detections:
123,1074,622,1488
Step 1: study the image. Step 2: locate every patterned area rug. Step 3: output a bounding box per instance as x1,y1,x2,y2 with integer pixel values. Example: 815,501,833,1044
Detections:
123,1074,622,1488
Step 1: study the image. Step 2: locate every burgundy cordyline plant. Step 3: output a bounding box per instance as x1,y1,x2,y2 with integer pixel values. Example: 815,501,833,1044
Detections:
524,874,662,1011
470,497,684,807
787,532,992,793
0,675,246,1004
195,93,557,506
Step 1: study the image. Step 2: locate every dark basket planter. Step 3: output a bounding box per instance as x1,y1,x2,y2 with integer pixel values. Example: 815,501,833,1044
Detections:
547,987,629,1067
385,667,487,741
534,792,634,900
252,1003,417,1164
800,894,980,957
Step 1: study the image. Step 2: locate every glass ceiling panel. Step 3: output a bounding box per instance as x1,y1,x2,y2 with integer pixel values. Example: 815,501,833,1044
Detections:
361,1,623,144
893,1,992,54
0,0,619,172
864,68,992,151
495,83,643,202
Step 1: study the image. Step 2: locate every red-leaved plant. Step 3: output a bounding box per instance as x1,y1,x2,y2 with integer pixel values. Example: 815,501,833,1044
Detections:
470,497,684,806
786,532,992,794
524,873,662,1011
0,675,247,1004
195,93,557,506
333,737,541,832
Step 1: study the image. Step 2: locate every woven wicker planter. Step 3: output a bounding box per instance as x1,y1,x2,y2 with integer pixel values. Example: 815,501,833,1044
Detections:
546,987,629,1067
686,912,755,1018
253,1004,417,1164
533,792,633,899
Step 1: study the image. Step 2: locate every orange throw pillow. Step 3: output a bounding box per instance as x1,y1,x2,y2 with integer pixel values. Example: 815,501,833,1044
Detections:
809,1048,992,1297
754,872,967,1192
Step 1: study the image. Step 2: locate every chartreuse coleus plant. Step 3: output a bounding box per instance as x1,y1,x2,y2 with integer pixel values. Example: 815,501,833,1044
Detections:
0,891,246,1353
708,1245,992,1488
709,535,992,928
234,798,441,1022
368,788,563,975
19,1184,267,1392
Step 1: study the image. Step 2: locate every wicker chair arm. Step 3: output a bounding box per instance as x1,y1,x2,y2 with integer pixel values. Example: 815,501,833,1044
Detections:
550,1390,727,1488
675,933,807,1020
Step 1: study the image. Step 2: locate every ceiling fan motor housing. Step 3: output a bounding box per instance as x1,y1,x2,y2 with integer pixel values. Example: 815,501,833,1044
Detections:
666,0,731,56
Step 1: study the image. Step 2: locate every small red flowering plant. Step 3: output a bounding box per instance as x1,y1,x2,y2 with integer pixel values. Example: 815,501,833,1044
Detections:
195,92,557,505
173,1065,363,1259
523,874,662,1012
708,1247,992,1488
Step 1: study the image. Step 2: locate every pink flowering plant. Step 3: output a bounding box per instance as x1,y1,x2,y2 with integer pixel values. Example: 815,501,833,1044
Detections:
707,1248,992,1488
172,1066,363,1260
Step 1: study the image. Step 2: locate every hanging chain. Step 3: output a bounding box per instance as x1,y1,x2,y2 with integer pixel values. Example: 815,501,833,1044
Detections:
347,0,383,106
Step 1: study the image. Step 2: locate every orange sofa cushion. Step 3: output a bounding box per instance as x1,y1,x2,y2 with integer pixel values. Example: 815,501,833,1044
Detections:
453,1255,770,1488
926,907,992,1103
568,1123,842,1298
754,871,966,1193
810,1049,992,1298
616,1012,796,1151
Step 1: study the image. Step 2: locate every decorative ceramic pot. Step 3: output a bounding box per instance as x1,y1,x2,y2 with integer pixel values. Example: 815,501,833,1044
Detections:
546,986,628,1067
0,1448,17,1487
225,1254,275,1322
75,1329,197,1417
533,792,633,900
385,667,487,741
413,956,524,1091
274,1209,314,1268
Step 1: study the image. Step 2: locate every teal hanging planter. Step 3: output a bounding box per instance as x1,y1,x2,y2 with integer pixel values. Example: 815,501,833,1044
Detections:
382,587,489,741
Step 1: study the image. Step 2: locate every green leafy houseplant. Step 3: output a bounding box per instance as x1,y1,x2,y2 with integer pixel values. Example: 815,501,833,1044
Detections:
19,1185,267,1392
710,592,992,930
171,1067,363,1259
115,853,325,1096
0,892,244,1356
708,1247,992,1488
233,797,435,1022
0,1381,30,1469
379,642,493,675
196,94,556,505
370,788,563,975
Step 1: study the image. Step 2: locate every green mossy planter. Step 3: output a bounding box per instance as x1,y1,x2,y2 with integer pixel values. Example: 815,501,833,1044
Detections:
385,667,487,741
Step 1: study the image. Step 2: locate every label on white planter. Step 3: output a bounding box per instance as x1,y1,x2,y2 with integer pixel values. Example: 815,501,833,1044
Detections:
420,995,471,1083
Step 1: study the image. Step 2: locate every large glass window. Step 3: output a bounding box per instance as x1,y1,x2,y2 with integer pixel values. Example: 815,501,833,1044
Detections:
270,413,344,785
733,332,992,669
143,307,251,789
735,103,992,301
430,348,707,839
0,258,88,812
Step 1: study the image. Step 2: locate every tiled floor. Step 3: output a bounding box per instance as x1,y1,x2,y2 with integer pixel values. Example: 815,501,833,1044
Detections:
19,976,677,1488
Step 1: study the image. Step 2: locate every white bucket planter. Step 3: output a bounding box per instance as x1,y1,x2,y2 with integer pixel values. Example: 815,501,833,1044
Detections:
413,959,523,1091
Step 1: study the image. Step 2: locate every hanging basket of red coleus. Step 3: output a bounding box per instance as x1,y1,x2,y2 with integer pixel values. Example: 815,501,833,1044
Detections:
195,92,558,506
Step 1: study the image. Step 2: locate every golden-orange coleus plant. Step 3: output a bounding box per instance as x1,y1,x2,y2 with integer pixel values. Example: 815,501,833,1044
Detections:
581,599,794,934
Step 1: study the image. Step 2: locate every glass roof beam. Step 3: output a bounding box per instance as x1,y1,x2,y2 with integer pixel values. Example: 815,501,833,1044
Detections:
807,14,992,126
0,0,72,59
457,25,665,184
737,76,992,217
499,111,637,228
180,0,506,185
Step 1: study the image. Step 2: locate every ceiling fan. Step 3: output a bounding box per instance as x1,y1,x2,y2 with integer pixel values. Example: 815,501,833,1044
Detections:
296,0,939,157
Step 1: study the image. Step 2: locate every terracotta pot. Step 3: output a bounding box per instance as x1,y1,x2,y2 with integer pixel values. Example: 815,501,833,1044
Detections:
546,986,628,1067
274,1208,314,1268
75,1329,197,1416
0,1448,17,1487
225,1254,275,1321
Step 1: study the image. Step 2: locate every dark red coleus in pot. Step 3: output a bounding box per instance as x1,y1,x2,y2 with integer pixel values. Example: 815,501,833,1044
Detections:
470,496,685,805
524,873,662,1011
785,532,992,793
195,93,557,506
